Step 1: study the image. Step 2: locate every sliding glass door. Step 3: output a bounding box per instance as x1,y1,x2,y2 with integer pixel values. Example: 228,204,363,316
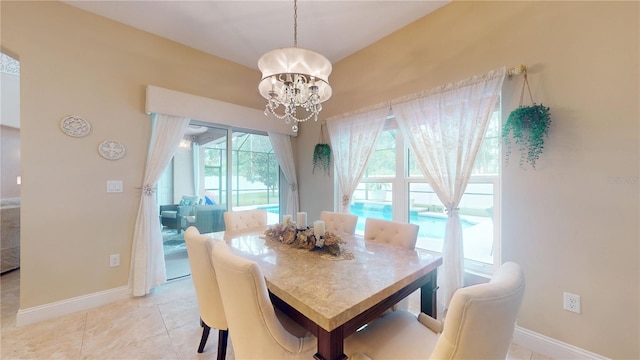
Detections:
158,124,281,279
231,132,280,224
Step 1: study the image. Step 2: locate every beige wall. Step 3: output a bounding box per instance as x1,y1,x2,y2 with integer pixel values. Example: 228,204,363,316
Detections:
298,1,639,358
1,0,264,307
3,0,638,358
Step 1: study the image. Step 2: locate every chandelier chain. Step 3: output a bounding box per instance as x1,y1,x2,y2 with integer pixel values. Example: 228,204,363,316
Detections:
293,0,298,47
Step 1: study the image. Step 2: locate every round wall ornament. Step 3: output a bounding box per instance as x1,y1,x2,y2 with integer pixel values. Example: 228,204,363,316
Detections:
98,140,126,160
60,115,91,137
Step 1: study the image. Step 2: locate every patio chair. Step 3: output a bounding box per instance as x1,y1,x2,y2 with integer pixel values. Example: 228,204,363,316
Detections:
193,205,226,233
160,195,200,230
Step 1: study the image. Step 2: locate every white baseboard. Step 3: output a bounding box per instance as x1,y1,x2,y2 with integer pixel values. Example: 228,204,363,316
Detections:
514,326,610,360
16,286,130,327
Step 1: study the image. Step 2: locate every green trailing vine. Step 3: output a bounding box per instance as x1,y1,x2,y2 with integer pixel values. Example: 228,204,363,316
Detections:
502,70,551,169
313,123,331,175
502,104,551,169
313,143,331,175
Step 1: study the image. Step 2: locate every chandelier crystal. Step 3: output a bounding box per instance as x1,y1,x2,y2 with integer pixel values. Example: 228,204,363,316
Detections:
258,0,332,133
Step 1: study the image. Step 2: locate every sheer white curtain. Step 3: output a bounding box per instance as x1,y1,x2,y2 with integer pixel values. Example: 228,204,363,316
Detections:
130,114,190,296
326,107,388,213
268,132,299,216
395,67,506,309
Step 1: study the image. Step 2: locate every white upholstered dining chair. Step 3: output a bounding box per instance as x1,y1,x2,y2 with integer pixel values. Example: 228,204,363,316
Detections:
364,217,419,250
223,209,268,233
183,227,228,359
320,211,358,235
210,240,317,359
345,262,526,360
364,217,419,311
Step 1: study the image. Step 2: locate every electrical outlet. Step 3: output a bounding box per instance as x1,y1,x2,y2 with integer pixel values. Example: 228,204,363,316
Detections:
109,254,120,267
563,292,581,314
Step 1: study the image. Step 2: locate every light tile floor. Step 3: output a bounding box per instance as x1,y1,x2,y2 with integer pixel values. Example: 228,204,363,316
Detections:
1,270,548,359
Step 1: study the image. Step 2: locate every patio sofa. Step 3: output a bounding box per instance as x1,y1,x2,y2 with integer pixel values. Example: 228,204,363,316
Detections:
160,195,200,230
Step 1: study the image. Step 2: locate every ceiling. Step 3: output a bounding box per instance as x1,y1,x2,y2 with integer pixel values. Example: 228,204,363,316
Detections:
63,0,450,70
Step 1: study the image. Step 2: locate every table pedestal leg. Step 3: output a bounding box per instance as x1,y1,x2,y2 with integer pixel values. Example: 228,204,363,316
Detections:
420,269,438,318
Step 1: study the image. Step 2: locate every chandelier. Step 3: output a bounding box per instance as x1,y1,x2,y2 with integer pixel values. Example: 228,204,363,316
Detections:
258,0,332,133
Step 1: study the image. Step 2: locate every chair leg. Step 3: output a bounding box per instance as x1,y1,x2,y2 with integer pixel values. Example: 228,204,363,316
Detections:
217,329,229,360
198,319,211,353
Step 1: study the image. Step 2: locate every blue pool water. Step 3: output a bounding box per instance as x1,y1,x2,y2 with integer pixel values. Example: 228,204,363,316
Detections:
259,205,280,214
350,203,476,239
259,203,477,240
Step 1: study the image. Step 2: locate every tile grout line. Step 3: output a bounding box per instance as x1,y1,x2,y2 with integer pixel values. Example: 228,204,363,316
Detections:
78,312,89,359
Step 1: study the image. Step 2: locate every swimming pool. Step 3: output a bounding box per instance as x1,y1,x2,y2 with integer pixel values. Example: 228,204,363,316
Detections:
349,203,477,239
259,203,477,240
259,204,280,214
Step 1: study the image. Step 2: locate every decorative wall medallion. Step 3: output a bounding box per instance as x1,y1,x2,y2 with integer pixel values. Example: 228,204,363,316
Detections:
98,140,126,160
60,115,91,137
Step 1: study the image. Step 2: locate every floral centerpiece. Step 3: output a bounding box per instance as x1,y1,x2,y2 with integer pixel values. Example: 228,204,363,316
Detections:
263,222,344,256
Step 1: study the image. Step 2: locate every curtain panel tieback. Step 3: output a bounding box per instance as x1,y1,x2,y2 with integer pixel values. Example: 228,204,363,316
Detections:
290,183,297,192
445,207,460,214
342,195,350,207
137,184,157,196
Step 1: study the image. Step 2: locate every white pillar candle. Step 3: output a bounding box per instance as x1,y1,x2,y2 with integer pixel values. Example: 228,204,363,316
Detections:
296,212,307,229
283,214,292,225
314,220,325,237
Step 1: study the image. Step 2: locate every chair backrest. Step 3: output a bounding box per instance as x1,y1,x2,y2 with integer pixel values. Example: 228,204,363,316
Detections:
194,205,226,233
223,209,268,232
364,218,419,250
210,241,316,359
183,226,227,330
431,261,526,359
320,211,358,235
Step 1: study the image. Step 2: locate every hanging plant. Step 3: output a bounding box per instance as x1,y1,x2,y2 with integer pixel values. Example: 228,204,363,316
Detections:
502,69,551,169
313,123,331,175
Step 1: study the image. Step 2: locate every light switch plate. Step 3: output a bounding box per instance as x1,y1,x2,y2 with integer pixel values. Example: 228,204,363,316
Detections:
107,180,123,193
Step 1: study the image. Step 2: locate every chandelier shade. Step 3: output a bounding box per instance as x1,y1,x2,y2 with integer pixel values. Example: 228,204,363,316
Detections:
257,0,333,132
258,47,332,103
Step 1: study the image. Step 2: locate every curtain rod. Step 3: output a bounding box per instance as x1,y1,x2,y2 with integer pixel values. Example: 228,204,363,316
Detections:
327,65,527,122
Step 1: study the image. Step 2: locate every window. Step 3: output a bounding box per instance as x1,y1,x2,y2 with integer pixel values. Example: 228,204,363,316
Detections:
350,108,501,275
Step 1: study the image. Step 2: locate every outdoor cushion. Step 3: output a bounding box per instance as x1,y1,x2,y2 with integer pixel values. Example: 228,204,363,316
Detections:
161,210,177,219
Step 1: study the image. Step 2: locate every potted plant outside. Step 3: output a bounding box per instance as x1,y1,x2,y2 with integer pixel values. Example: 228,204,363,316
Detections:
367,183,389,201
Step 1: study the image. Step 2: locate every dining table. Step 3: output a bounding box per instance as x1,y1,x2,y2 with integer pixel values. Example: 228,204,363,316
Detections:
208,227,443,360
